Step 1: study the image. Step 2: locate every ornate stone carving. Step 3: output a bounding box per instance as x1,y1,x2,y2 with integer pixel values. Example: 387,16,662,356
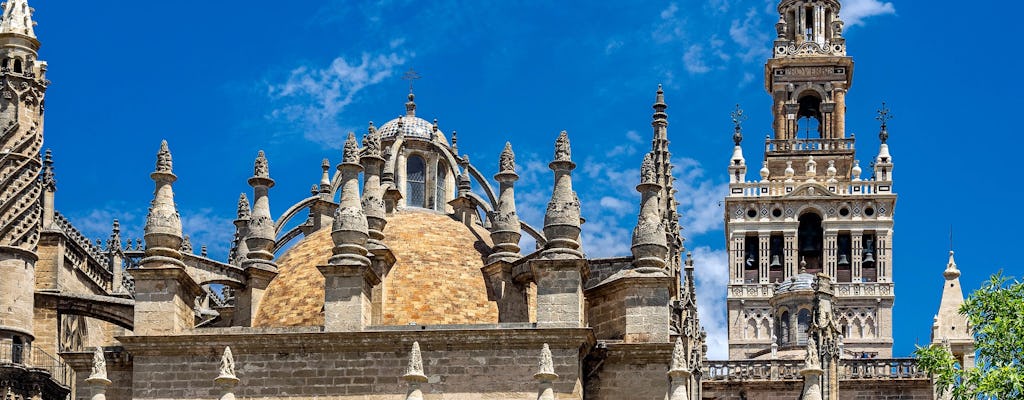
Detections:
499,141,515,173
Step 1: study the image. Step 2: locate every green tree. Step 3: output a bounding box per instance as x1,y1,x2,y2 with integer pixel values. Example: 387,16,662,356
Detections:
914,272,1024,399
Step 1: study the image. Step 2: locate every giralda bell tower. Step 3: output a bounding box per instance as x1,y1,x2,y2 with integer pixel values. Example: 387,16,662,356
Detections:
724,0,897,360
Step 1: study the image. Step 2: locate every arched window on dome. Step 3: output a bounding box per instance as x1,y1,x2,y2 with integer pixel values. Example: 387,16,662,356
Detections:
778,310,791,345
406,155,426,208
434,161,447,211
797,308,811,345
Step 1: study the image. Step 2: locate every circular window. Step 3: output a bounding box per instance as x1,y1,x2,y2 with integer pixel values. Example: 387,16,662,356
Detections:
839,208,850,217
772,208,782,218
865,207,875,216
747,209,757,218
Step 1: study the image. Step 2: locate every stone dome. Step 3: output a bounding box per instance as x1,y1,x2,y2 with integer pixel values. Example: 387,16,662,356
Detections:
253,209,498,327
774,273,816,294
378,115,443,141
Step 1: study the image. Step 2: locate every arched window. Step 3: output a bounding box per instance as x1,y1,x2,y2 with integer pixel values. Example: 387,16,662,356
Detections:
406,155,426,208
798,213,823,273
778,311,791,345
434,161,447,211
797,309,811,345
11,336,23,364
13,59,22,74
797,94,823,138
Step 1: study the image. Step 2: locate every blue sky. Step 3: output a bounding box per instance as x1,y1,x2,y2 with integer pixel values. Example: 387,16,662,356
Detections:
34,0,1022,359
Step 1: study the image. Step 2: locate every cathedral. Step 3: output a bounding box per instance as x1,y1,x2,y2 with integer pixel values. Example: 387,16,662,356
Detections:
0,0,974,399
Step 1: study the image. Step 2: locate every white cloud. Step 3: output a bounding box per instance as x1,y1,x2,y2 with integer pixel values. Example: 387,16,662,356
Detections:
268,52,406,148
660,3,679,20
581,216,632,258
180,208,236,260
673,157,728,235
692,245,730,360
840,0,896,27
604,39,624,55
683,44,711,74
625,130,643,143
729,7,772,63
599,196,633,216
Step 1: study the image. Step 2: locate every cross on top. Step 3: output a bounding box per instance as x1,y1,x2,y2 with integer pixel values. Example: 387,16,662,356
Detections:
402,68,422,93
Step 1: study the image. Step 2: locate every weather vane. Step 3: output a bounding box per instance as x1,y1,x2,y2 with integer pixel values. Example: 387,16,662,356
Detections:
731,104,747,145
402,68,422,94
876,101,893,143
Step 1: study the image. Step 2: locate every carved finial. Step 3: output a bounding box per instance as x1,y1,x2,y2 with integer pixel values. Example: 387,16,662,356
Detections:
804,336,820,369
554,131,572,162
670,337,688,372
944,250,960,279
362,122,382,158
0,0,37,38
640,153,656,184
181,235,193,254
876,102,892,143
451,130,458,153
535,343,557,379
652,85,668,123
404,341,426,380
236,193,251,220
499,142,516,173
42,148,56,191
343,132,359,164
201,245,207,257
253,150,269,178
87,346,107,381
731,104,747,145
155,140,173,173
217,346,237,381
799,257,807,274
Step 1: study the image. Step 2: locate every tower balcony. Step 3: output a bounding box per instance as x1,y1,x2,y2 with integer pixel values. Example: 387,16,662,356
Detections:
765,137,854,154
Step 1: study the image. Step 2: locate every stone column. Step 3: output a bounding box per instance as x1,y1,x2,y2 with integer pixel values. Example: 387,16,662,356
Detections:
318,133,378,332
534,344,558,400
214,346,239,400
759,233,770,284
834,89,847,138
784,230,797,279
824,229,838,279
85,347,110,400
531,132,588,327
360,125,387,249
403,342,428,400
238,151,278,326
487,142,522,264
632,153,668,270
668,338,691,400
132,141,202,335
799,337,824,400
851,231,863,282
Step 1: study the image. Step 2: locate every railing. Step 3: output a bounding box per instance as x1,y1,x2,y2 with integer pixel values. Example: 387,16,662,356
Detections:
729,180,893,198
766,138,855,153
0,344,72,386
841,358,924,380
704,358,923,382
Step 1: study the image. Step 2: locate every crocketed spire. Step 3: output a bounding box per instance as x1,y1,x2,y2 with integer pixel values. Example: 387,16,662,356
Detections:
244,150,276,269
541,131,583,259
143,140,184,266
667,337,691,400
214,346,239,400
402,342,427,400
488,142,521,263
360,125,387,246
534,343,558,400
41,148,55,191
236,193,251,220
329,133,370,266
632,152,668,269
0,0,35,38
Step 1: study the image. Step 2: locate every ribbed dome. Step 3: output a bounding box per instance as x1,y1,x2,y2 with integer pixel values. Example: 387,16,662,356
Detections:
378,115,441,140
775,273,816,294
253,210,498,327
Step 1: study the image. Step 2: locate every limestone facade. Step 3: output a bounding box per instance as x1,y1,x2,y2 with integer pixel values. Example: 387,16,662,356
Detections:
0,1,959,399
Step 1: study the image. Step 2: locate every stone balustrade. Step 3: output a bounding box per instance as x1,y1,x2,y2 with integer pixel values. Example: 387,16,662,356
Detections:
703,358,924,382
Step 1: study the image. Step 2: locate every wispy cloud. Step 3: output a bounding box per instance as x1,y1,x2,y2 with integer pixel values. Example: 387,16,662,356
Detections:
267,52,407,148
180,208,235,259
693,245,730,360
674,157,728,236
683,45,712,74
841,0,896,27
729,6,772,63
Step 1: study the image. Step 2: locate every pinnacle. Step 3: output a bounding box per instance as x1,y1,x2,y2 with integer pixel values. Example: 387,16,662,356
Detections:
0,0,37,38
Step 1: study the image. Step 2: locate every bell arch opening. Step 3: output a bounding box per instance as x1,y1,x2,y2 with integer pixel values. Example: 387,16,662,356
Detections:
798,212,823,273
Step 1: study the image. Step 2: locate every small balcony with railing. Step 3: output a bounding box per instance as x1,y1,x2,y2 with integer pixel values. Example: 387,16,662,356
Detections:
0,344,72,392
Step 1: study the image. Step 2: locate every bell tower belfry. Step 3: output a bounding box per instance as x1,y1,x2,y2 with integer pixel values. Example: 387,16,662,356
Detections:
724,0,897,361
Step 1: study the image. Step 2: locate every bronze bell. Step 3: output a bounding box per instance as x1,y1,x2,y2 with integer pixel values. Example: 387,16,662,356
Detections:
837,253,850,266
770,254,782,268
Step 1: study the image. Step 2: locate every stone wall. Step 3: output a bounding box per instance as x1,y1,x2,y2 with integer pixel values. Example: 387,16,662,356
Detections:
703,378,933,400
584,343,675,400
117,328,593,400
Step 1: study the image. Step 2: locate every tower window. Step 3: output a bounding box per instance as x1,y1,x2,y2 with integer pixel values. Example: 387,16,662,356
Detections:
778,310,791,345
13,59,22,74
798,213,823,273
406,155,426,208
805,7,814,41
434,161,447,211
837,233,852,282
769,234,784,283
797,309,811,345
797,95,823,139
862,234,878,282
744,235,759,283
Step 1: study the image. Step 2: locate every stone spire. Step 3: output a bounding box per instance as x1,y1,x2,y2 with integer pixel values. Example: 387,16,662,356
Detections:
534,343,558,400
231,193,251,266
931,251,974,362
143,140,184,267
85,347,111,400
360,124,387,246
41,148,55,191
402,341,428,400
319,158,332,195
649,86,685,280
244,150,276,269
632,152,668,269
668,337,691,400
488,142,521,263
329,133,370,266
181,235,193,254
214,346,239,400
541,131,583,259
0,0,35,38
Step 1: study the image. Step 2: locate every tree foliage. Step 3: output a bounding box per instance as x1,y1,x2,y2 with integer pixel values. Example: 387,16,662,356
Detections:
914,272,1024,399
